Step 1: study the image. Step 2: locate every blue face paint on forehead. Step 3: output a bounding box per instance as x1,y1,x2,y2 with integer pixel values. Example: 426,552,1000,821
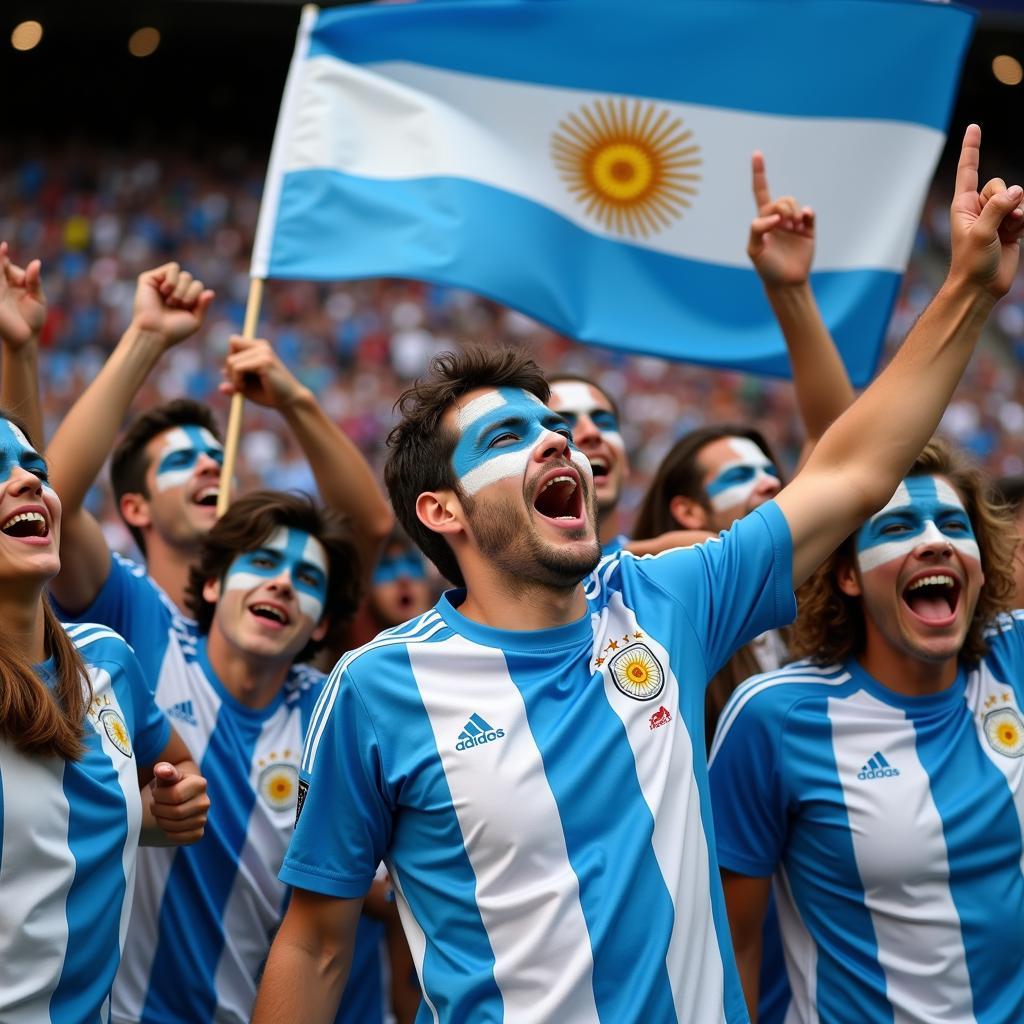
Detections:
154,425,224,492
0,418,51,489
451,386,591,496
856,475,980,573
223,526,329,621
373,549,427,586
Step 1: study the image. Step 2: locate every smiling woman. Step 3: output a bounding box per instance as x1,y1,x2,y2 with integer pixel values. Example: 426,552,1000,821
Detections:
0,409,208,1022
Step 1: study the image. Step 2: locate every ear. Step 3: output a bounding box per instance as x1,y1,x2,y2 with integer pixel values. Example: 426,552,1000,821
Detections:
310,618,329,643
202,577,222,606
415,490,465,538
119,491,152,530
836,557,863,598
669,495,709,530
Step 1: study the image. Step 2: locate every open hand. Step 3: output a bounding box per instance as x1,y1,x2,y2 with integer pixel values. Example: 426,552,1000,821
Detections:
0,241,46,347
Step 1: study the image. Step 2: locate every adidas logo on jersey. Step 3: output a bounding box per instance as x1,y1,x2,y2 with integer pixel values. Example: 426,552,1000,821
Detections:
166,700,197,726
456,713,505,751
857,751,900,780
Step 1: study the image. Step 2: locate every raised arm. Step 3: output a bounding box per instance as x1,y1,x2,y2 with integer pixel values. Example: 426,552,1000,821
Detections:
777,125,1024,586
46,263,213,612
0,242,46,444
747,152,855,455
252,888,363,1023
220,334,393,576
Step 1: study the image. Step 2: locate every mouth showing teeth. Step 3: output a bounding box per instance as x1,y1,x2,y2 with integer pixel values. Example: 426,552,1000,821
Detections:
902,573,960,622
194,487,219,508
533,473,583,521
1,511,48,539
250,603,289,625
589,457,609,482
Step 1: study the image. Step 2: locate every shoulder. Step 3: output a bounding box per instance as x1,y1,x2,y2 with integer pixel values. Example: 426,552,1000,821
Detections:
284,662,327,705
336,608,450,680
62,620,135,662
711,659,852,758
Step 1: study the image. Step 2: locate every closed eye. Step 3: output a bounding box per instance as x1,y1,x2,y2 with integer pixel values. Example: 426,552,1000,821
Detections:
296,569,324,588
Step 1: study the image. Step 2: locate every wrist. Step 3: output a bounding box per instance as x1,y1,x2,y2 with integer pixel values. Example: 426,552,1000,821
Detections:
938,273,999,313
279,385,316,416
126,318,174,352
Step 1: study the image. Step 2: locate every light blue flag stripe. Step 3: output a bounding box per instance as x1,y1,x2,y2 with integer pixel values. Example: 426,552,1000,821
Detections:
308,0,973,131
268,168,899,384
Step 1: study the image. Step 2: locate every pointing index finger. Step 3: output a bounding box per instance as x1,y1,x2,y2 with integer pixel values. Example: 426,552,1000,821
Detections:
752,151,772,211
954,124,981,200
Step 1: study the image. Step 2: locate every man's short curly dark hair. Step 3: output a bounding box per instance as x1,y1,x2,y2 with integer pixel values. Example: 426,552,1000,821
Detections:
185,490,362,662
383,346,549,587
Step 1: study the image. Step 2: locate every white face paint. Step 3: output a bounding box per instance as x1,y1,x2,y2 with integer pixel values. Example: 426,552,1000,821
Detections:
549,382,625,453
705,437,780,512
223,526,330,622
452,387,591,497
855,477,981,574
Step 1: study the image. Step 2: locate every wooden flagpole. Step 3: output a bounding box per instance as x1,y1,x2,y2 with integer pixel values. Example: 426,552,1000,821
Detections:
216,276,264,518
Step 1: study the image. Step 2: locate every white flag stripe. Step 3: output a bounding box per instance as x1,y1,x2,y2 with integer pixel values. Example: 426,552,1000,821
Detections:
264,55,942,274
408,636,600,1023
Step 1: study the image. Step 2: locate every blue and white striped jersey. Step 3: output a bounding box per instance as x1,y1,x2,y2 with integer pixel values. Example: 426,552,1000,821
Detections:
58,553,382,1024
709,614,1024,1024
0,623,170,1024
286,502,795,1024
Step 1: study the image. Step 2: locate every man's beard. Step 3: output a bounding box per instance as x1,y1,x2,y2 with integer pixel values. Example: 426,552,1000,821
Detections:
463,486,601,592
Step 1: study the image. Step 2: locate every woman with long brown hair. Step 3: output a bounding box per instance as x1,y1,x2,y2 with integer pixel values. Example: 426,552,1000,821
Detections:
0,410,209,1022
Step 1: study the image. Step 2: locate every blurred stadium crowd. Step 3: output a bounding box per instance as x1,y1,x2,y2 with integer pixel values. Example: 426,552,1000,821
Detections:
4,144,1024,556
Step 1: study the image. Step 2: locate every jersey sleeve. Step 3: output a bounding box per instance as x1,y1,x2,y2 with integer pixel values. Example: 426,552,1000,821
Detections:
708,679,790,877
631,501,796,676
52,553,174,690
280,666,393,899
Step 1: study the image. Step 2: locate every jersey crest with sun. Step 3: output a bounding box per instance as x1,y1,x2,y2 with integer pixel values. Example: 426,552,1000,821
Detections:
551,98,701,239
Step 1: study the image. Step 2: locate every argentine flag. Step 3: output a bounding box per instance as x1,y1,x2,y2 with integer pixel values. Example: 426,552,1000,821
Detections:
252,0,974,386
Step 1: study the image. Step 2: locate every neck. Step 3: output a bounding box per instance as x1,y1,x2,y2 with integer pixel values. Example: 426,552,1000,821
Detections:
598,504,621,545
204,628,291,710
857,641,959,697
0,588,48,663
457,572,588,632
144,533,200,613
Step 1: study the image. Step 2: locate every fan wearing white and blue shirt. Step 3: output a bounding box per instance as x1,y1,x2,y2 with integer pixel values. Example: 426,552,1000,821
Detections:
254,151,1023,1022
103,490,388,1024
710,440,1024,1023
0,410,208,1024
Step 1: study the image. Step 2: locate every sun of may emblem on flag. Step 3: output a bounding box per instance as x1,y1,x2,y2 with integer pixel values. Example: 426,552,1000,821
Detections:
550,98,701,239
